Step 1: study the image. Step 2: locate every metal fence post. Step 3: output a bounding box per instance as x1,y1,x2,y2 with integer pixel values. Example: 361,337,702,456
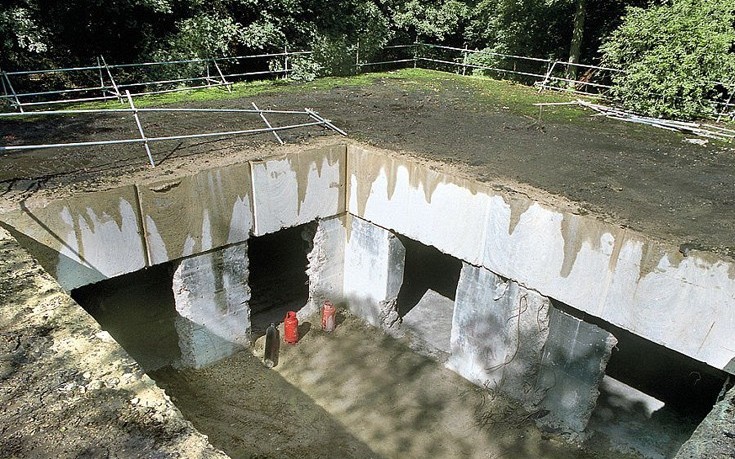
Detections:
284,45,290,80
462,44,468,76
2,71,23,113
413,39,419,69
211,59,231,92
716,82,735,122
355,39,361,74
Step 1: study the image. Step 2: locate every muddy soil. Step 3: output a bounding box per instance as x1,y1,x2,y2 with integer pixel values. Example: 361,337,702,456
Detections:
0,228,226,459
150,313,638,459
2,71,735,258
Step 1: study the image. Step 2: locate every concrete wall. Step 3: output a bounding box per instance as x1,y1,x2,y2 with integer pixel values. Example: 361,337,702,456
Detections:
0,187,146,290
0,145,346,292
2,141,733,375
346,144,735,374
342,214,405,328
251,144,346,236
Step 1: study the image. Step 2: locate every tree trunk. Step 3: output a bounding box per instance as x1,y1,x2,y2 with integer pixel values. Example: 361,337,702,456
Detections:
568,0,587,84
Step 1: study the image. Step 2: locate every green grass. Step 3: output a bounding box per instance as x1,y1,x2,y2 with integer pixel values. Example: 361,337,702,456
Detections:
1,68,596,124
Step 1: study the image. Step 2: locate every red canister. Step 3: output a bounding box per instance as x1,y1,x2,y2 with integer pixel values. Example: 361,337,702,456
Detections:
321,301,336,332
284,311,299,344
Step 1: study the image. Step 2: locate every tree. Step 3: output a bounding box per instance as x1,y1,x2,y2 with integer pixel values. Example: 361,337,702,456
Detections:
567,0,586,80
601,0,735,119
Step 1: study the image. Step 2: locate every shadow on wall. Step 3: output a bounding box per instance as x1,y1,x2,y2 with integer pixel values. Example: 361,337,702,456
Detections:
71,263,181,372
395,234,461,318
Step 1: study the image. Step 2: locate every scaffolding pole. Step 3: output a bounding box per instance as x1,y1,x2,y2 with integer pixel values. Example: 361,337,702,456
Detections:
101,56,122,101
305,108,347,136
211,58,232,92
125,90,155,167
252,102,284,145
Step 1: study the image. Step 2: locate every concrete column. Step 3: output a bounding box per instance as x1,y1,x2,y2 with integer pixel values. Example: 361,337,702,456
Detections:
535,307,618,432
173,243,250,368
343,215,405,328
447,263,550,407
304,216,346,319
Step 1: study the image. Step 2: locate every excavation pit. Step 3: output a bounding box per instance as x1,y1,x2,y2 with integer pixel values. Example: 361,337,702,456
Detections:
3,141,733,458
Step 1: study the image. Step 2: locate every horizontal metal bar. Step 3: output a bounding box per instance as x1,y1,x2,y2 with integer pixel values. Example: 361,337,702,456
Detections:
221,69,285,79
126,82,227,97
0,107,310,118
546,76,613,89
119,74,213,89
0,121,329,152
109,50,313,69
212,50,312,63
5,64,103,76
17,94,121,107
420,57,547,80
358,59,415,67
421,44,554,65
9,85,109,98
382,44,418,50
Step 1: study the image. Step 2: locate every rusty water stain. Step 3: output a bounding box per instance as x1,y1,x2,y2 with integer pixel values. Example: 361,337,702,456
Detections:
350,146,475,219
139,163,252,262
507,196,534,235
559,214,609,278
286,145,344,216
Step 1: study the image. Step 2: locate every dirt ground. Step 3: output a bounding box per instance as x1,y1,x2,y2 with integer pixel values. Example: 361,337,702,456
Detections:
0,227,226,459
2,70,735,258
149,313,637,459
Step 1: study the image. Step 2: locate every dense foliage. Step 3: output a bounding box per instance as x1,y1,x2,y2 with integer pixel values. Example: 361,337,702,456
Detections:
1,0,733,118
600,0,735,118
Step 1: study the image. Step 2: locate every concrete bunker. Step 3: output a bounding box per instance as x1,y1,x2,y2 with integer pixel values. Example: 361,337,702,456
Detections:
3,143,734,458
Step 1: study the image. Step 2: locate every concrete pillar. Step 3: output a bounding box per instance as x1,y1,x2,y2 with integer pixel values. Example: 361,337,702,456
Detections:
304,216,346,319
447,263,551,407
173,243,250,368
343,215,405,328
675,384,735,458
535,307,618,432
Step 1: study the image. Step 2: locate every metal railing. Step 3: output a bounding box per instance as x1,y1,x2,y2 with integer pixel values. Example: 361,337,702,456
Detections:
0,92,346,167
2,42,733,120
0,49,312,112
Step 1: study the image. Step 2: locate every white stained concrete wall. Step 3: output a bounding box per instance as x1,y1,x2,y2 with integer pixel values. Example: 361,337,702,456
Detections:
347,145,735,373
343,215,405,328
0,187,147,290
448,263,550,407
138,163,254,265
251,145,346,236
304,216,346,320
173,243,250,368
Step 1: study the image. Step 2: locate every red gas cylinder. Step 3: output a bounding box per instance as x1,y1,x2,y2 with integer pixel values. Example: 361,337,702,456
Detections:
284,311,299,344
321,301,336,332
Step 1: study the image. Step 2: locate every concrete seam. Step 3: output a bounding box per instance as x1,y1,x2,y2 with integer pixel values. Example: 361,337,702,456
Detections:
342,143,349,214
248,160,259,236
133,183,153,267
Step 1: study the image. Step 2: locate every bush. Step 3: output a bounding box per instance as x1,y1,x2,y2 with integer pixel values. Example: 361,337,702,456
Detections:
600,0,735,119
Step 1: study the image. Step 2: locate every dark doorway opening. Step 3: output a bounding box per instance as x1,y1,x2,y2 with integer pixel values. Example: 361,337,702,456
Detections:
551,299,731,419
396,234,462,318
248,223,315,335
